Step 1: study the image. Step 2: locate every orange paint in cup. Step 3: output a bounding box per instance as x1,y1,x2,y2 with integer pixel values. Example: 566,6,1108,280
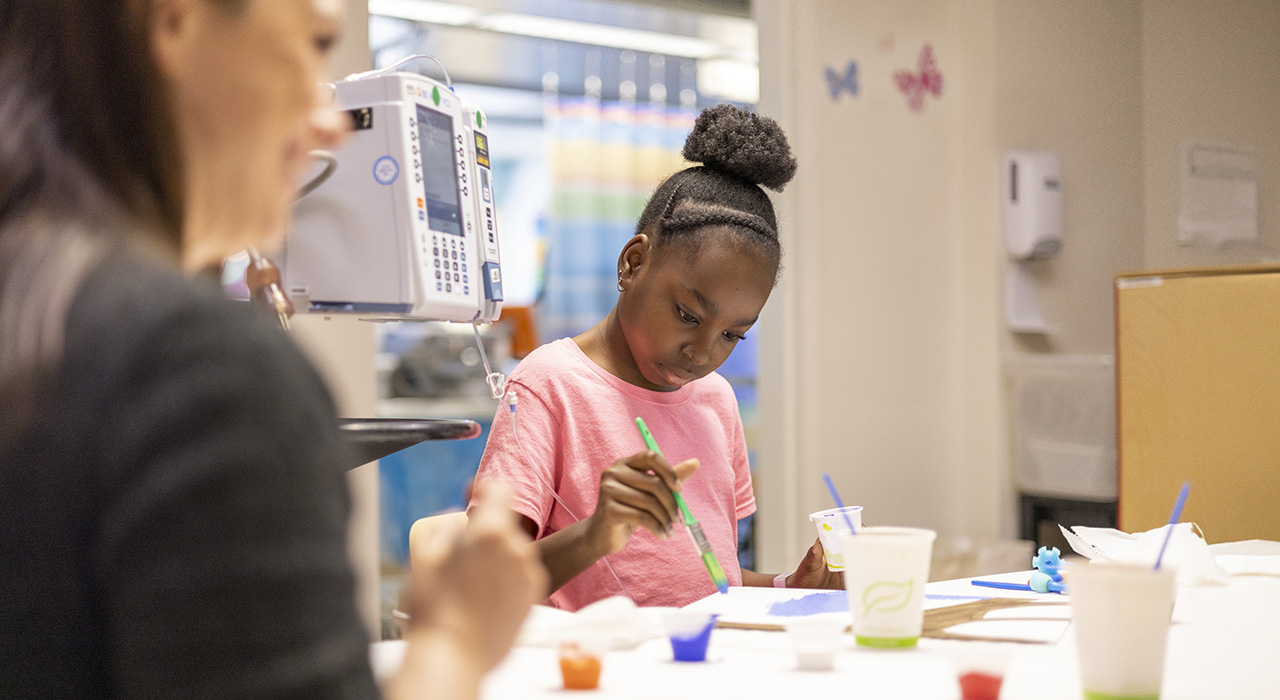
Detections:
558,642,603,690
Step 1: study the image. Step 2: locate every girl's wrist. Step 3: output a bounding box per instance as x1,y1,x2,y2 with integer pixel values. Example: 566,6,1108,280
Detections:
580,512,616,558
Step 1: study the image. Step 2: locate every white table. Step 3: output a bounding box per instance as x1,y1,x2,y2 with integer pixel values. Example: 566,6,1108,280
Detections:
373,568,1280,699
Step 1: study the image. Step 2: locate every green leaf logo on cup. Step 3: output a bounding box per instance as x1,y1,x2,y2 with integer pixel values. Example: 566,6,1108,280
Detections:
861,579,914,617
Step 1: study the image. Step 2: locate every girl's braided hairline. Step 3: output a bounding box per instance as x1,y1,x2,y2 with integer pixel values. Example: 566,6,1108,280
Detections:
660,205,778,247
650,168,779,245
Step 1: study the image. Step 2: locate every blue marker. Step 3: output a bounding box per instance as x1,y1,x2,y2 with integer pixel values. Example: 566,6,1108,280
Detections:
971,580,1037,592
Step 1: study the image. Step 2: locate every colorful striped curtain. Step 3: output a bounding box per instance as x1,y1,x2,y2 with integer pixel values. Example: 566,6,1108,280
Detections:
537,98,697,342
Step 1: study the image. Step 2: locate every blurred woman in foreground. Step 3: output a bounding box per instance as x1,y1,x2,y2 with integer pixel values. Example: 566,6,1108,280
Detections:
0,0,546,698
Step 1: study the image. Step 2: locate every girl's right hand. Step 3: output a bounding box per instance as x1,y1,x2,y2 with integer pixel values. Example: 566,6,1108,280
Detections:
585,451,699,555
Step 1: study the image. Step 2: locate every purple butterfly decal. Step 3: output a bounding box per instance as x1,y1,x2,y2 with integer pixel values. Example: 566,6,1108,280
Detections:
825,61,859,101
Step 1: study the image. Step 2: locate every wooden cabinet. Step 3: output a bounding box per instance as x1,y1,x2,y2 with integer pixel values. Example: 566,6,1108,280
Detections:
1116,265,1280,543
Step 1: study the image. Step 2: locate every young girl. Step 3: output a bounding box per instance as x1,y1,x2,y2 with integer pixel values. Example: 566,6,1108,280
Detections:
472,104,838,609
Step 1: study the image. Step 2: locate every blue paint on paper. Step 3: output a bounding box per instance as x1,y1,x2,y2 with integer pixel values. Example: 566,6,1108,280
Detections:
764,592,990,618
767,592,847,616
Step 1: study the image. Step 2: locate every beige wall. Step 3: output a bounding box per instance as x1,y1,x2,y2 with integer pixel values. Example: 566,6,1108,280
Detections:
1141,0,1280,269
757,0,1006,571
754,0,1160,572
996,1,1146,357
952,0,1004,557
992,3,1145,518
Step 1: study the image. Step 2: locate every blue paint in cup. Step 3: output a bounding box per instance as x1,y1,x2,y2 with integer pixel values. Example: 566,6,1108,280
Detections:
665,613,717,662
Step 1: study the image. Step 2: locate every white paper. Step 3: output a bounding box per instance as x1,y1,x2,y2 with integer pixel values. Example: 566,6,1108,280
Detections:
945,619,1068,644
1178,140,1259,248
1060,522,1228,585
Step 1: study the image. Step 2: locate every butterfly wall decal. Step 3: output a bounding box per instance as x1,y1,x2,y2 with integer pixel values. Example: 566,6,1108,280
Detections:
824,61,859,101
894,44,943,112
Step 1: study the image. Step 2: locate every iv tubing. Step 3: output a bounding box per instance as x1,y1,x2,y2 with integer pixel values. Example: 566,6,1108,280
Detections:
505,390,633,601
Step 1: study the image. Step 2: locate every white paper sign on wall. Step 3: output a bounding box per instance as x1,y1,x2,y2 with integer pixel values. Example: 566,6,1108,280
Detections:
1178,140,1259,248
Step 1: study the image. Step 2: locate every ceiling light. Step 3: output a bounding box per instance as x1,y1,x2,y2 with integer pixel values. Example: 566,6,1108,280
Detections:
473,12,721,59
368,0,750,62
368,0,480,27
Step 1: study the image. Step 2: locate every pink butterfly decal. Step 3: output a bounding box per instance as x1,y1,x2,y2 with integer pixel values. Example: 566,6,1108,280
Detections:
894,44,943,112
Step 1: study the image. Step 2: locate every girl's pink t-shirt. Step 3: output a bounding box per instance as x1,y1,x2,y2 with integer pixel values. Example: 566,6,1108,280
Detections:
470,338,755,610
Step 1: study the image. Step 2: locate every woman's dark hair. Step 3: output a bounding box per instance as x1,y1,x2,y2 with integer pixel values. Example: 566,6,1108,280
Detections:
0,0,197,444
0,0,186,233
636,104,797,278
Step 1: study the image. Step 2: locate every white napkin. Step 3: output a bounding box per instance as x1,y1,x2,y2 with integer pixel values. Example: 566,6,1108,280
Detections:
1060,523,1228,585
514,596,668,650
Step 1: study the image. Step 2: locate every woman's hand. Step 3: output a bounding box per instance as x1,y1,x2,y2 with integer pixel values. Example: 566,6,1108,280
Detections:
784,538,844,590
585,451,699,556
400,481,548,673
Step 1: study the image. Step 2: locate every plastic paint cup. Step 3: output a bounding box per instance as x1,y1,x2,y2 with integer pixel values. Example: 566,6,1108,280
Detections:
557,637,605,690
809,506,864,571
839,527,937,649
784,617,846,671
663,612,717,662
1070,563,1177,700
950,642,1014,700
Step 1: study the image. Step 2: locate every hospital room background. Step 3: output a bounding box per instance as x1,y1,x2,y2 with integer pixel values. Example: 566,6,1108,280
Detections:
285,0,1280,638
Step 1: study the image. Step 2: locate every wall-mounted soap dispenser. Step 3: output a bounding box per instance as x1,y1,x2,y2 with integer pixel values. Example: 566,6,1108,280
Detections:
1004,150,1062,333
1005,151,1063,261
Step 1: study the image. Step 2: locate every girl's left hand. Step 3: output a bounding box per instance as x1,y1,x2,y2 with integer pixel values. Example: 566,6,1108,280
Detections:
785,538,844,590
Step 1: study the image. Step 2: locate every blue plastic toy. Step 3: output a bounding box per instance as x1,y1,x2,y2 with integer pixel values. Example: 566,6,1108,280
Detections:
1029,546,1066,593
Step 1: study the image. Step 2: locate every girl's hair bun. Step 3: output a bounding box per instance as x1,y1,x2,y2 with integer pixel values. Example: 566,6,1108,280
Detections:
682,104,797,192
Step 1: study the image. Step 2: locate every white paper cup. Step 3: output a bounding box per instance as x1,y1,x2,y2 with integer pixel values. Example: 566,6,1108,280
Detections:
1070,563,1177,700
839,527,936,648
809,506,864,571
784,617,846,671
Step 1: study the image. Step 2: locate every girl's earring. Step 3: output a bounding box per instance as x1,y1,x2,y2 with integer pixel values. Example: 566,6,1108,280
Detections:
617,278,625,293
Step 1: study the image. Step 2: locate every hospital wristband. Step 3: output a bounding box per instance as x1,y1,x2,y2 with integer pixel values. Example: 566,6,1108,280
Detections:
773,572,790,588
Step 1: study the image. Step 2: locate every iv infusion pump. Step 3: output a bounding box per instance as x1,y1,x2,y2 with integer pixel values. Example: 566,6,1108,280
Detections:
282,71,503,323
